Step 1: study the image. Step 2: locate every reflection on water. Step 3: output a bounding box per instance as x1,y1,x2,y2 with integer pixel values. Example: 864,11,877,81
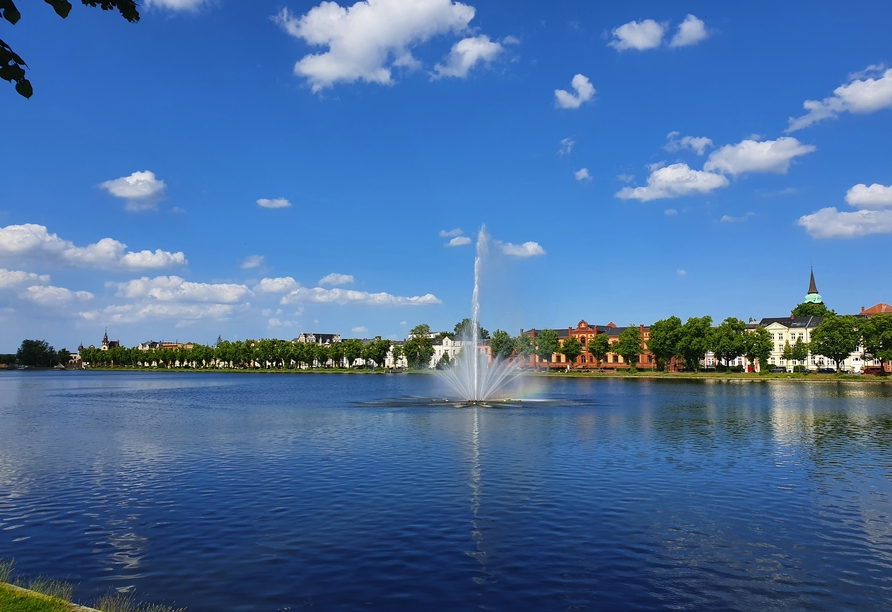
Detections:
1,372,892,611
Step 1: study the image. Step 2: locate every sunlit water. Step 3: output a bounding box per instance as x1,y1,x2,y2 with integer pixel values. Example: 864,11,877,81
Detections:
1,371,892,611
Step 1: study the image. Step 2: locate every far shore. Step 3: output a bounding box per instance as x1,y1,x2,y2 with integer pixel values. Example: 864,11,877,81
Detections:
7,366,891,384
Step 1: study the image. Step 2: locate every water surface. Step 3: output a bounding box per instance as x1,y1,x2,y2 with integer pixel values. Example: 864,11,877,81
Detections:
1,371,891,611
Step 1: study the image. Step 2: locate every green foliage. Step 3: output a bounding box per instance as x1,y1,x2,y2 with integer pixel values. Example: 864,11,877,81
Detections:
0,557,12,582
16,339,56,367
436,352,451,370
1,0,140,99
533,329,559,363
514,334,534,357
791,338,810,363
780,340,794,362
648,316,683,370
362,337,391,368
557,336,583,365
0,584,70,612
791,302,831,317
810,314,862,372
614,326,643,371
676,316,713,371
711,317,746,367
489,329,515,359
0,353,15,366
403,325,434,369
863,313,892,367
453,318,489,340
586,334,610,366
342,338,364,367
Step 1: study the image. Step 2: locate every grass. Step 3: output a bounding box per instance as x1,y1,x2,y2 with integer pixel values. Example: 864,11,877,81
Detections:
0,583,71,612
0,558,184,612
97,592,185,612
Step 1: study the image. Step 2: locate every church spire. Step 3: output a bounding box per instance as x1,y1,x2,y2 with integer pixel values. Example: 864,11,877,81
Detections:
808,266,818,294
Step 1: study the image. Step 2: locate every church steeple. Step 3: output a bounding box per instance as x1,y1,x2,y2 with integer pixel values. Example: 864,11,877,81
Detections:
804,267,823,304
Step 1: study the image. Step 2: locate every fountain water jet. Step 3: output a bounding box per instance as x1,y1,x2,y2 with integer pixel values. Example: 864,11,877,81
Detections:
437,226,521,404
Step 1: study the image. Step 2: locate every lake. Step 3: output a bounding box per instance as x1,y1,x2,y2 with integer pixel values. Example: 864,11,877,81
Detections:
1,371,891,611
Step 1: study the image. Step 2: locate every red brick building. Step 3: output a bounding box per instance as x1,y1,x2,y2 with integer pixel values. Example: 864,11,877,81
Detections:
520,320,656,370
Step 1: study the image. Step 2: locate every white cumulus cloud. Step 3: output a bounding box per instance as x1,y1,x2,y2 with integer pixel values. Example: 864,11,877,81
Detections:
664,131,713,155
275,0,479,92
22,285,93,306
615,163,728,201
281,287,441,306
115,276,252,303
0,268,50,289
845,183,892,209
100,171,167,211
319,273,355,286
798,208,892,239
574,168,592,182
787,66,892,132
439,228,463,237
0,224,186,271
254,277,300,294
720,212,755,223
608,19,666,51
555,74,595,109
446,236,471,247
257,198,292,209
352,326,369,334
669,14,709,48
500,241,545,257
432,35,502,79
703,137,816,176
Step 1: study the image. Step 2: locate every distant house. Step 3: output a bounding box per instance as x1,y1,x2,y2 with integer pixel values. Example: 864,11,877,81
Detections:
521,320,656,370
100,330,120,351
861,303,892,316
293,332,342,345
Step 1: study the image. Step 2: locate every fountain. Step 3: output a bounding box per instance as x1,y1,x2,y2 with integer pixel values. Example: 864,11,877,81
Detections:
437,226,521,405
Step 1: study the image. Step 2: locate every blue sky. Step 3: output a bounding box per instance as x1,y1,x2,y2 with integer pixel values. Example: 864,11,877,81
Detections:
1,0,891,351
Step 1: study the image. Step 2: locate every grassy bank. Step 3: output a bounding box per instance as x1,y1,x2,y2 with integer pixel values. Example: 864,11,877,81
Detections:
0,559,182,612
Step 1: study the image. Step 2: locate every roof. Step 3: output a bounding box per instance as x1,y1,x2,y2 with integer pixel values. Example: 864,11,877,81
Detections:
862,303,892,315
808,267,819,294
760,316,823,329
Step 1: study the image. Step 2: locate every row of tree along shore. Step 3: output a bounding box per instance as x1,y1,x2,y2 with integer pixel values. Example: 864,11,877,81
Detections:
3,312,891,375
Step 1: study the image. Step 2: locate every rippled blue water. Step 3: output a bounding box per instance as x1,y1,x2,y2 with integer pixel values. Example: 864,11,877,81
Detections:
1,371,892,611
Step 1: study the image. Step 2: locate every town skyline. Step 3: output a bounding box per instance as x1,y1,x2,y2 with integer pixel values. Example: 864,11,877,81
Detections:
2,1,891,352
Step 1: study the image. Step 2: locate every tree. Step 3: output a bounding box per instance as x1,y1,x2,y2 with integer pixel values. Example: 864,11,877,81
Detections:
863,313,892,371
791,302,831,318
791,338,810,369
514,334,534,359
57,348,71,366
16,339,56,367
711,317,747,369
676,316,713,371
453,318,490,340
532,329,559,369
490,329,515,359
2,0,140,98
404,325,434,369
614,326,643,371
363,337,392,369
744,326,773,372
343,339,364,367
557,336,583,368
586,334,610,368
391,344,405,368
810,314,862,372
329,342,346,368
436,352,451,370
648,316,683,371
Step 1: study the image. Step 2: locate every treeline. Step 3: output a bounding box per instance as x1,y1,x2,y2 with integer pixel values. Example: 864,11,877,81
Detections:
3,340,70,368
79,337,396,370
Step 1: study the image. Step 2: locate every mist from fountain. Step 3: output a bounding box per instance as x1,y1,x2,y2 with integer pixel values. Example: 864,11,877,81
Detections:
437,226,521,403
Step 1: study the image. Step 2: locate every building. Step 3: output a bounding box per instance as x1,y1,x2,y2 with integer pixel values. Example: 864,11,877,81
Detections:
520,320,655,370
861,303,892,316
430,336,492,368
100,330,120,351
293,332,342,345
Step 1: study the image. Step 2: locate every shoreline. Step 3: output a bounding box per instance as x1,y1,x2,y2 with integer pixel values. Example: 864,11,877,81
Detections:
9,367,891,384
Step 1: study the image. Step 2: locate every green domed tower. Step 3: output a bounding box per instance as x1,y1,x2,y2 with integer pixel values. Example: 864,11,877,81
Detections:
803,267,823,305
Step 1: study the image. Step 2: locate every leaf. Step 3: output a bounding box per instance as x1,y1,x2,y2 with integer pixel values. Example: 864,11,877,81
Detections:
14,78,31,97
44,0,72,18
0,0,21,24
